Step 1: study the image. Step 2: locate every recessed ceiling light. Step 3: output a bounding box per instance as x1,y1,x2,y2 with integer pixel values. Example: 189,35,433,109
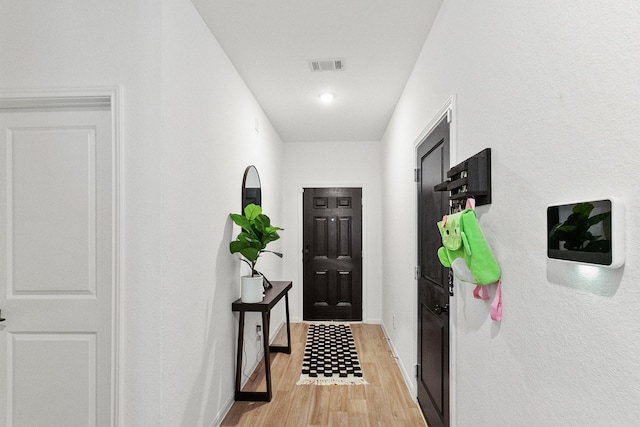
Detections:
319,92,335,103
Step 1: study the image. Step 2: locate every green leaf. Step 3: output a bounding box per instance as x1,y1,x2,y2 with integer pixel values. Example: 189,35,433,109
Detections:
230,213,250,231
254,214,271,231
566,212,589,226
239,247,260,262
265,225,283,233
264,232,280,243
236,232,251,243
247,239,264,250
572,203,594,217
549,223,563,238
230,240,248,253
244,204,262,221
588,212,610,227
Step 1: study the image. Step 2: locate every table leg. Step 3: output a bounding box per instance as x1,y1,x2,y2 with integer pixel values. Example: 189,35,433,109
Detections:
262,311,272,401
285,292,291,353
234,311,245,400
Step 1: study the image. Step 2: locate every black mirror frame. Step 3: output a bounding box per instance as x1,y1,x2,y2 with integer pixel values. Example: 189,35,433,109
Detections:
241,165,262,211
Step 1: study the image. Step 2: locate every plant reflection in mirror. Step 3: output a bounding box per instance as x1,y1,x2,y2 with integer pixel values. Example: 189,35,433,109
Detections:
549,202,611,252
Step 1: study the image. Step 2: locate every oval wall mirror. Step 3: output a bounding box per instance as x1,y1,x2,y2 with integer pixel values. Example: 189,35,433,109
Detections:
242,165,262,210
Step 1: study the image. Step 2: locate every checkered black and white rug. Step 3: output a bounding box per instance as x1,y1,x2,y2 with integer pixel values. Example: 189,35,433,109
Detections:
296,323,368,386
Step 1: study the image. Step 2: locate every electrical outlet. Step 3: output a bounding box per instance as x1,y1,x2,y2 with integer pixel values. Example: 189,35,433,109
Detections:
256,324,262,341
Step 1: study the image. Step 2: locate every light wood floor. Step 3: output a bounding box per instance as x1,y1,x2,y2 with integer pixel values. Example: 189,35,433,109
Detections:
221,323,427,426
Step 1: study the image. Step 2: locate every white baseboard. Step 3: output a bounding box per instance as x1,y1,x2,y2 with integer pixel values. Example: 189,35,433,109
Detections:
379,322,417,400
209,393,235,427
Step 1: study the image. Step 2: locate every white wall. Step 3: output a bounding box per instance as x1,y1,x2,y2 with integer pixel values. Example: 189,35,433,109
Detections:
160,1,285,425
1,0,165,423
1,0,285,425
282,141,382,322
382,0,640,425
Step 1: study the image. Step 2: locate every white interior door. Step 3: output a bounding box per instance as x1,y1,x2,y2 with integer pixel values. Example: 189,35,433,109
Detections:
0,103,114,427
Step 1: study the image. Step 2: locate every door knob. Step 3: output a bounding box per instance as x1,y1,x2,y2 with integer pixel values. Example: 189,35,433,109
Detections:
434,304,449,315
0,309,5,322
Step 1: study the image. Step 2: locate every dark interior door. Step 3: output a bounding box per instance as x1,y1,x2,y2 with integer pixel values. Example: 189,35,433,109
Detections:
417,118,450,427
303,188,362,321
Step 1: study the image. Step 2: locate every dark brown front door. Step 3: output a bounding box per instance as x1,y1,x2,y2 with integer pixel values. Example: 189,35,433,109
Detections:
417,118,450,427
303,188,362,321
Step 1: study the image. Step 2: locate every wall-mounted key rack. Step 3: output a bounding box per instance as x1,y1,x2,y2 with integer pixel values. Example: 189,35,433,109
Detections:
435,148,492,209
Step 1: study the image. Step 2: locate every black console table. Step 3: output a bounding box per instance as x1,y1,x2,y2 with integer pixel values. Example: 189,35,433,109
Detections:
231,280,292,402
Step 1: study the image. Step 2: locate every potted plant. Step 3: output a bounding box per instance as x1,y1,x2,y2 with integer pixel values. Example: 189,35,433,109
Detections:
229,203,283,302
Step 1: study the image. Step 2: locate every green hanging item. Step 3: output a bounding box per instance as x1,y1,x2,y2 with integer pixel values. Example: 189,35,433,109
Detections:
437,204,502,321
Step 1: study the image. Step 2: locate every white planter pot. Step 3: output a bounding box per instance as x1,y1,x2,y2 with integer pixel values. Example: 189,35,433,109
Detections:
241,275,264,303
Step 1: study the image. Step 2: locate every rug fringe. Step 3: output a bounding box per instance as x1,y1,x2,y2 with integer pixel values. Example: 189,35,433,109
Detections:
296,376,369,386
304,321,354,327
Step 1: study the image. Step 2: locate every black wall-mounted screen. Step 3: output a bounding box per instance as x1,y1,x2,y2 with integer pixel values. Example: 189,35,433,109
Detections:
547,199,612,265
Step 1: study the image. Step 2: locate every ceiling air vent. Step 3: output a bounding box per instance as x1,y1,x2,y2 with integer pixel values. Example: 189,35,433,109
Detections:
310,58,345,72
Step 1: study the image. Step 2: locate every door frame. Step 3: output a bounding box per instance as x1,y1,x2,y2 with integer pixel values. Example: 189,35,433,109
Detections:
295,183,370,322
413,95,457,426
0,86,123,426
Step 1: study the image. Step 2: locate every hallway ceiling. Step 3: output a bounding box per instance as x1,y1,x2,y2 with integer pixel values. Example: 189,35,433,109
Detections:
191,0,443,142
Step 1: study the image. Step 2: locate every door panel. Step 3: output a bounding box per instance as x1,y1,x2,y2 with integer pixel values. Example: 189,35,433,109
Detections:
10,333,96,426
10,126,97,296
0,108,113,427
417,118,450,427
421,304,445,413
303,188,362,321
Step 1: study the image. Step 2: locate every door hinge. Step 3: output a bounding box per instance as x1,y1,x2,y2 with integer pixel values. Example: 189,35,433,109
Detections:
415,364,419,378
446,108,452,123
415,266,420,280
414,168,420,183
